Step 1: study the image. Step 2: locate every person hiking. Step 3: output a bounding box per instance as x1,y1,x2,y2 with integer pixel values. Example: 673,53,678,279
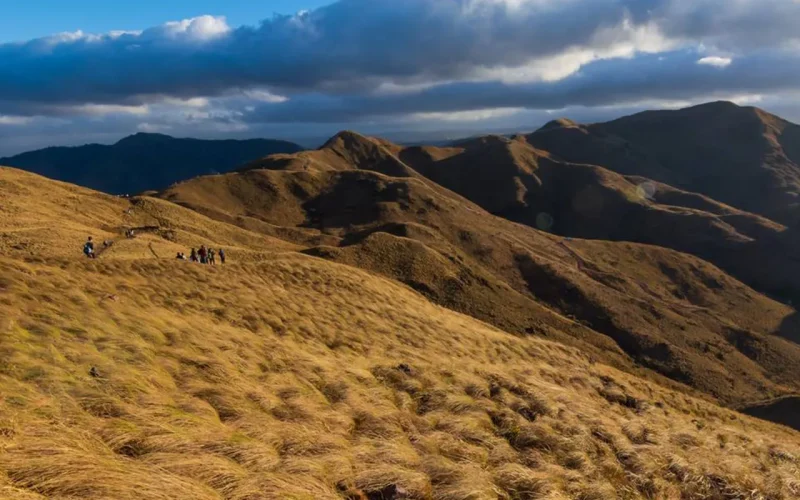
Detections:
198,245,208,264
83,237,95,259
208,248,216,265
219,248,226,264
190,248,198,262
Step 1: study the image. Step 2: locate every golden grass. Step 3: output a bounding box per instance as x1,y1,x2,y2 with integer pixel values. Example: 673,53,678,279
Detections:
1,253,798,499
1,166,799,498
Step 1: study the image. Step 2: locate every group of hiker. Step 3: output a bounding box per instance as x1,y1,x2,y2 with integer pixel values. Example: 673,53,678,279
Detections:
84,236,226,265
178,245,225,265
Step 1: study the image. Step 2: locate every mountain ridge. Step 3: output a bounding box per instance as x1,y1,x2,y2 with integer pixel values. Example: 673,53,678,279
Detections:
0,133,303,195
528,101,800,226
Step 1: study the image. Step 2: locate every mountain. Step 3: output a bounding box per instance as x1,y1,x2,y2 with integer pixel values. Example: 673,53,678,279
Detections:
389,133,800,305
2,166,799,500
159,130,800,411
0,133,303,195
527,101,800,226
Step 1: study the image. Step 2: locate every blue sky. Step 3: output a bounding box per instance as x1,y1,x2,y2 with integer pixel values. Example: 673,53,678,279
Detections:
1,0,800,155
0,1,332,42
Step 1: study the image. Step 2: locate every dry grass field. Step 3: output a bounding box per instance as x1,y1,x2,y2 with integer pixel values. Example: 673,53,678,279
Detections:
1,168,800,499
2,256,800,499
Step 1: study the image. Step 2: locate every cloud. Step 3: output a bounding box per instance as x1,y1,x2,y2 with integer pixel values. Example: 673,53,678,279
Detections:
2,0,800,155
154,15,231,41
411,107,525,122
2,0,798,112
697,56,733,68
137,122,172,133
240,49,800,123
0,115,31,126
73,104,150,116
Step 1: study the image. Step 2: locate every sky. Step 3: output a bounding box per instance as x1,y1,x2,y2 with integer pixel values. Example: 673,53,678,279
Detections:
1,0,800,156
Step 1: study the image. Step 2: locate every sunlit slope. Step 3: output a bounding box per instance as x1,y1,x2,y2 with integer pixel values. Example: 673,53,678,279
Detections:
0,166,298,261
160,150,800,408
1,166,800,499
1,255,799,499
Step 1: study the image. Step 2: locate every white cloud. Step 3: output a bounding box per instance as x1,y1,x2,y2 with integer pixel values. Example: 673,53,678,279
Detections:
150,15,231,41
473,20,677,84
728,94,764,105
0,115,31,125
160,97,210,108
373,81,450,96
242,90,289,103
72,104,150,116
137,122,173,133
697,56,733,68
411,107,524,122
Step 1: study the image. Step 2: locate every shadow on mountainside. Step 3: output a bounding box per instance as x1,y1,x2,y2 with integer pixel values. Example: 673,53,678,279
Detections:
742,396,800,431
777,310,800,344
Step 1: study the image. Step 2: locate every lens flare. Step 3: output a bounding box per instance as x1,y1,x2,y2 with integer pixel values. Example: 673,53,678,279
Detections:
536,212,554,231
636,181,657,200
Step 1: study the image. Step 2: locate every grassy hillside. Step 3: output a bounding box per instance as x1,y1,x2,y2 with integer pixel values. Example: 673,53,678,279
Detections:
160,138,800,409
527,101,800,226
1,178,799,498
392,133,800,305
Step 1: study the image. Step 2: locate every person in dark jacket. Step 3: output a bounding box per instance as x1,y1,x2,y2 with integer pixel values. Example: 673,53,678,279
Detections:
198,245,208,264
83,237,95,259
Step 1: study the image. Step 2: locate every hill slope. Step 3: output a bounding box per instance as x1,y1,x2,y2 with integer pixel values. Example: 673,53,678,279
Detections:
393,133,800,304
527,101,800,226
1,167,799,499
158,135,800,410
0,133,303,195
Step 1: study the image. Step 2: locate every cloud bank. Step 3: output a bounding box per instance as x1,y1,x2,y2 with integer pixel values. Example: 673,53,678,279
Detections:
1,0,800,154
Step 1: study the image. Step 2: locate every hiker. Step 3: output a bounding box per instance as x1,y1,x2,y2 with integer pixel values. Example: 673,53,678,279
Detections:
219,248,226,264
198,245,208,264
208,248,216,265
83,237,95,259
190,248,198,262
176,252,187,260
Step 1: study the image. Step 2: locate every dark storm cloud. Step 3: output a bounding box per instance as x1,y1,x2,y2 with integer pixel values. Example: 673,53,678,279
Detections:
242,49,800,123
0,0,799,115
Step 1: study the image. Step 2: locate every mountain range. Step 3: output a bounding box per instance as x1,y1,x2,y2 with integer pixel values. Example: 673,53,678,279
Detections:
0,133,303,195
158,103,800,416
2,101,800,499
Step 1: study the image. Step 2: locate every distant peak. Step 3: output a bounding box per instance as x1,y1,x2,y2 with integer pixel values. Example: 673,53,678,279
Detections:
538,118,582,132
321,130,375,150
115,132,175,146
671,101,754,117
693,100,741,110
